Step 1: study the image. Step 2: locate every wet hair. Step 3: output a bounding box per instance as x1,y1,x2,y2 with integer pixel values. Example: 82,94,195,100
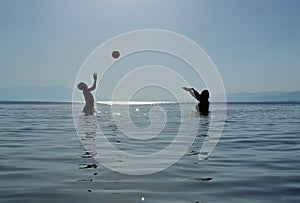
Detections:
77,82,88,91
201,90,209,99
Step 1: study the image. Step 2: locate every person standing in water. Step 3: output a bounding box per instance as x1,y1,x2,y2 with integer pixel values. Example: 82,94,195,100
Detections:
77,73,97,115
182,87,209,115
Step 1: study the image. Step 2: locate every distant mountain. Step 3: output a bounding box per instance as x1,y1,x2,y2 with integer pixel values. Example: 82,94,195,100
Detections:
0,86,299,102
0,86,73,101
215,91,300,102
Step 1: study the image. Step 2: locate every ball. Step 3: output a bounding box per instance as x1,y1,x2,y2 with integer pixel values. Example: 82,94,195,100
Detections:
112,50,120,59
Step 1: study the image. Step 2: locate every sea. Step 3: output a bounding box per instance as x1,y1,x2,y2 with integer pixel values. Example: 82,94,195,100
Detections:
0,102,299,203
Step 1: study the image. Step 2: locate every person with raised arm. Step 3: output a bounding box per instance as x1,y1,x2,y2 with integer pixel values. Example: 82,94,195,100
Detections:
77,73,97,115
182,87,209,115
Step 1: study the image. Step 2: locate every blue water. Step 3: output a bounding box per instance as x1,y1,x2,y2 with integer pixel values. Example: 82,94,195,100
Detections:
0,102,299,202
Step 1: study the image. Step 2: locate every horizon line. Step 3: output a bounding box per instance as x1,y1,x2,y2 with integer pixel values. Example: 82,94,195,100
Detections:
0,100,299,104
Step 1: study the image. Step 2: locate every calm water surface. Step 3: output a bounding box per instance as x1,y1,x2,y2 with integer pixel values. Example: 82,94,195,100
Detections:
0,102,299,203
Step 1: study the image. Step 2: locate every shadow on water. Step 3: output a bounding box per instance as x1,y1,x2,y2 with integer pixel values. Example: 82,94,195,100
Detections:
76,114,99,191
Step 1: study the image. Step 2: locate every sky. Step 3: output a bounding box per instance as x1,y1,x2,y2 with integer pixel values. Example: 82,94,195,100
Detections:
0,0,299,100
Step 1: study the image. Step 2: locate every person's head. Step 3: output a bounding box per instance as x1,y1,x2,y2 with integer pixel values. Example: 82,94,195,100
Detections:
77,82,88,91
201,90,209,99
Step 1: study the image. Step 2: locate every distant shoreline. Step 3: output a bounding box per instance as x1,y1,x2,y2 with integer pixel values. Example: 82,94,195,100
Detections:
1,88,299,103
0,101,299,105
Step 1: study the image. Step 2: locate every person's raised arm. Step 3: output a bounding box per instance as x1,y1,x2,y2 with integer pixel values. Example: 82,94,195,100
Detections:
88,73,97,91
191,88,202,102
182,87,197,100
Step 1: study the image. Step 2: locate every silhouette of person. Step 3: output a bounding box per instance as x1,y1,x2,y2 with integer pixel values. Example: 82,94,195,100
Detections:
77,73,97,115
182,87,209,115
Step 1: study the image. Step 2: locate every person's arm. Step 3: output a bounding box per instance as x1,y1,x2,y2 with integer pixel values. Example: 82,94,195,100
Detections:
182,87,197,100
88,73,97,91
191,88,202,102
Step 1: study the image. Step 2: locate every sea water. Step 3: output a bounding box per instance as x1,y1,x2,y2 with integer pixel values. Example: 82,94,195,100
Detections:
0,102,299,203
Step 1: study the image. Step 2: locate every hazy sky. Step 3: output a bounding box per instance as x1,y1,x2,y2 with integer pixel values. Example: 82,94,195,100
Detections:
0,0,299,95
